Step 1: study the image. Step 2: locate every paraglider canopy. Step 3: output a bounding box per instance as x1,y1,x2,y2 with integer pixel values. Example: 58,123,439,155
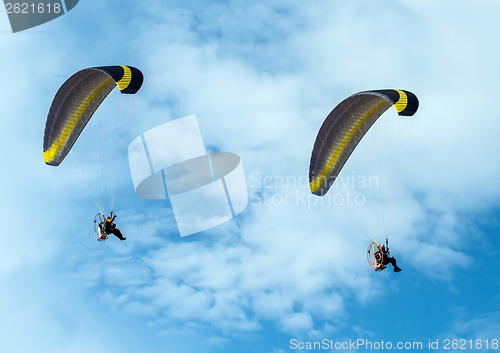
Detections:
43,65,143,166
309,89,419,196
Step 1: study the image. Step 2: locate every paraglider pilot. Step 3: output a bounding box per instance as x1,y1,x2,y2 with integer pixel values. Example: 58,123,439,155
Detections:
381,244,401,272
105,212,126,241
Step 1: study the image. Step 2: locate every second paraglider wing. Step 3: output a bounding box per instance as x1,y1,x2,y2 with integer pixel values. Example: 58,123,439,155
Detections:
309,89,418,196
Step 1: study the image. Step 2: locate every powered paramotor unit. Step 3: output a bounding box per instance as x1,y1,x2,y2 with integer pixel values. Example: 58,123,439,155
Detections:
367,240,385,271
93,213,107,241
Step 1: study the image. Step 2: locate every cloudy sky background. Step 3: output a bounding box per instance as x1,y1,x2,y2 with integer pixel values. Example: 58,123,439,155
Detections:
1,1,500,352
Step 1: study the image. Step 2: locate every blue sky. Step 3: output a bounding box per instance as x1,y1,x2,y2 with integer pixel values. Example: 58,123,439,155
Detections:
1,1,500,352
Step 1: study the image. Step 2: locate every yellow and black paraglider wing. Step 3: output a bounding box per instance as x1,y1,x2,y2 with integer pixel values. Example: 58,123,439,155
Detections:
309,89,419,196
43,65,143,166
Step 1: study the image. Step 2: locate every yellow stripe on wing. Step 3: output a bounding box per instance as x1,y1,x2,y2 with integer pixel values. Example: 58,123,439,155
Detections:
393,89,408,113
116,65,132,91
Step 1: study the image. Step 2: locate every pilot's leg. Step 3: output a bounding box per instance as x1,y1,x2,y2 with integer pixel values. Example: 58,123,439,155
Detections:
112,228,126,241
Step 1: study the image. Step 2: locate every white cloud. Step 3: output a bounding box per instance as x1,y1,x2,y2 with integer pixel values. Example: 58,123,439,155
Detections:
280,312,314,334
